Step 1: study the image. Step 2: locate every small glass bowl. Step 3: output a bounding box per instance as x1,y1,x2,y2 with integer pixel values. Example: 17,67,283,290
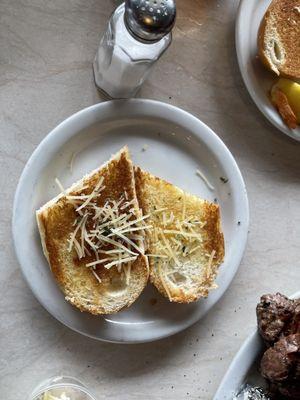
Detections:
28,376,97,400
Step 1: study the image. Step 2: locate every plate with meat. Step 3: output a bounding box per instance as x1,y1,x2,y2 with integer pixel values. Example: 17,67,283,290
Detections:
214,291,300,400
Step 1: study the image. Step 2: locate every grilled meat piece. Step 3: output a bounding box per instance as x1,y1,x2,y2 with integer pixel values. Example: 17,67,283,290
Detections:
257,293,296,345
289,299,300,335
261,333,300,399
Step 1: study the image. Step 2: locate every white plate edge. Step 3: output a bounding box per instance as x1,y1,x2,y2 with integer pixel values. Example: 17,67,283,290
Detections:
12,99,250,343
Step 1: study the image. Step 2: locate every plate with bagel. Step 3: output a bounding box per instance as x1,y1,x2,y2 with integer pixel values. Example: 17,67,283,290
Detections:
236,0,300,141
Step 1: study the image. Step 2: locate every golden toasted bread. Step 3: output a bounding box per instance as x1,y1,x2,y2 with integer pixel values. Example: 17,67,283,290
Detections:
36,147,149,315
134,167,224,303
258,0,300,79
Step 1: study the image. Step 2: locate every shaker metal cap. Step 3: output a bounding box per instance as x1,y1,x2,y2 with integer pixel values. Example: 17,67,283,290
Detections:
125,0,176,42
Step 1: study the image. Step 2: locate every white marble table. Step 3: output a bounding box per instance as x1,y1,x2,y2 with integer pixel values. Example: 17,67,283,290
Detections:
1,1,299,399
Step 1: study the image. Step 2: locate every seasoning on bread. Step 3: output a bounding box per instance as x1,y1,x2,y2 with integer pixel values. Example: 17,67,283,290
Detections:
134,167,224,303
36,147,149,315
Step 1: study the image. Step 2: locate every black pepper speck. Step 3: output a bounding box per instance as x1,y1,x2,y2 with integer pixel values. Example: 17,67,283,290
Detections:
220,177,228,183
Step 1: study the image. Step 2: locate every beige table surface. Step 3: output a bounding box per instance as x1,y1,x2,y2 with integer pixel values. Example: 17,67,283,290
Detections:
1,0,299,399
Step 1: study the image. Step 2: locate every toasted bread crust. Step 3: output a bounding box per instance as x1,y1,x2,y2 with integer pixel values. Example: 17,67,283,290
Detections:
134,167,225,303
258,17,275,73
36,148,149,315
258,0,300,79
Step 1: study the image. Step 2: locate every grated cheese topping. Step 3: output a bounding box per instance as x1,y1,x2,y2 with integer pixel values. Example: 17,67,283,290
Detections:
196,169,215,191
55,177,66,194
62,171,216,290
92,269,102,283
147,199,217,296
64,175,149,284
69,151,78,174
205,250,216,280
158,264,173,302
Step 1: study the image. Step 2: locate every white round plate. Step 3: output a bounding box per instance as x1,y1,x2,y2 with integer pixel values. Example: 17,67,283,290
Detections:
13,99,249,343
236,0,300,141
214,290,300,399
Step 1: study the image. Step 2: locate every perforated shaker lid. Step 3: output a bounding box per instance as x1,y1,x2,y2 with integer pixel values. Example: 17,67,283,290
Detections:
125,0,176,42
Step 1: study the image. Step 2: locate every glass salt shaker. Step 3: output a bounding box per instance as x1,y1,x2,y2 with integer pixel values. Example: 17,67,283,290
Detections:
93,0,176,99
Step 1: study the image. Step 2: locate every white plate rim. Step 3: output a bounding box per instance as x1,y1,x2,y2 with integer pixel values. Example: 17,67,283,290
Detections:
12,99,249,343
235,0,300,142
213,290,300,399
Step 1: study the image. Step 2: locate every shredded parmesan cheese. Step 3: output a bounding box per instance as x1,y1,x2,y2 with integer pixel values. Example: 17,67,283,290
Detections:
76,176,104,211
160,232,181,266
182,194,186,220
69,151,78,174
151,207,168,214
196,169,215,191
103,256,137,269
110,230,144,254
55,177,66,194
146,254,169,258
162,230,203,240
206,250,216,279
92,270,102,283
68,214,87,253
64,175,149,279
188,245,201,255
158,264,172,301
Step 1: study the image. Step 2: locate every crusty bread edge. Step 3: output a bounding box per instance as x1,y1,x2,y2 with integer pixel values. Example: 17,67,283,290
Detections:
36,146,150,314
64,253,149,315
257,5,300,80
37,146,129,214
258,16,276,74
258,14,282,76
36,146,130,267
36,211,50,264
134,167,225,303
149,204,225,304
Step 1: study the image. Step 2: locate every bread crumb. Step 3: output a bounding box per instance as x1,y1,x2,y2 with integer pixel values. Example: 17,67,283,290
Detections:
141,144,149,152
